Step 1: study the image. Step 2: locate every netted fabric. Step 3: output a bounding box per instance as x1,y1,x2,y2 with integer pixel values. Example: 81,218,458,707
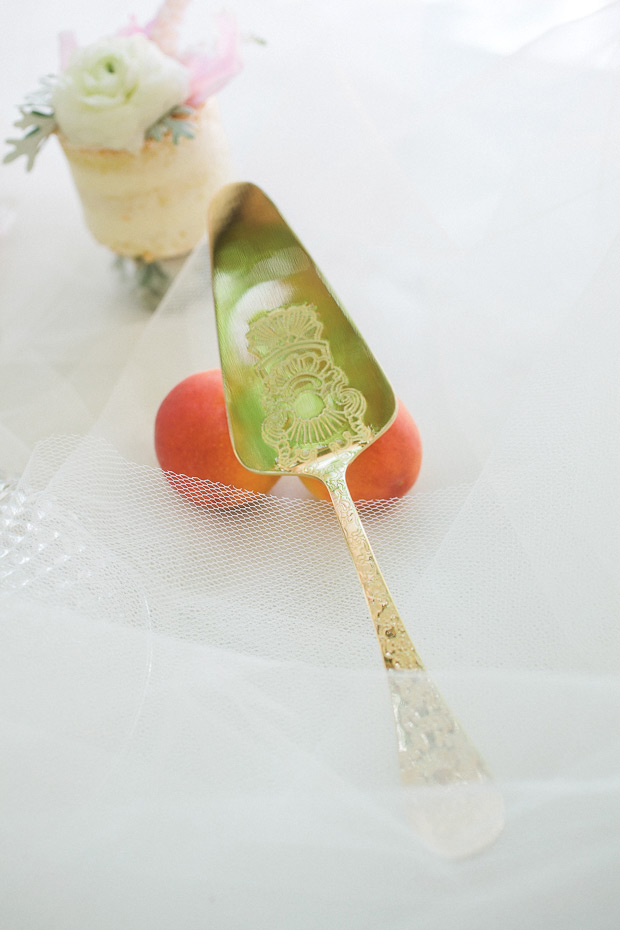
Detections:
2,434,471,668
1,434,619,929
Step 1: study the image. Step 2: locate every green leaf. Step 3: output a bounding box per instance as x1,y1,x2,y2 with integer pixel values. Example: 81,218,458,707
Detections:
24,75,56,110
114,256,172,309
3,113,57,171
145,104,197,146
146,123,166,142
4,79,57,171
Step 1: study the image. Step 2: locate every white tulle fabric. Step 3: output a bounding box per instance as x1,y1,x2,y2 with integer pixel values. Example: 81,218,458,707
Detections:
1,1,620,927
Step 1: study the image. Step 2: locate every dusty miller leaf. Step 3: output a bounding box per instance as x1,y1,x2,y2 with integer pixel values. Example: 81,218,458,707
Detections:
4,110,57,171
4,78,57,171
23,76,56,112
114,255,172,309
146,105,196,145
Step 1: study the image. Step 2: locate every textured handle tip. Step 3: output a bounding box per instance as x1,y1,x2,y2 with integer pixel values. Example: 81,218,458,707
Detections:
390,670,505,858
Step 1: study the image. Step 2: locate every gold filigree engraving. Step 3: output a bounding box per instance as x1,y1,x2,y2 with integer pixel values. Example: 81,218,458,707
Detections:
247,302,423,671
245,301,502,850
212,183,502,854
247,304,373,470
305,455,425,671
389,671,490,785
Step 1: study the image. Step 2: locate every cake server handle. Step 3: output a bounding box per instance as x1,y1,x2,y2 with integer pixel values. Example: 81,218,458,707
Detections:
303,455,505,858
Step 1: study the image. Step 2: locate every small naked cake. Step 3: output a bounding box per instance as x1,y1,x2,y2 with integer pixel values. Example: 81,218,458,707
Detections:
58,97,231,261
4,1,241,262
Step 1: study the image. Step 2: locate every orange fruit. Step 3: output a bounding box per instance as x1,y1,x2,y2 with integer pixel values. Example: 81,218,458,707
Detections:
301,400,422,501
154,369,278,507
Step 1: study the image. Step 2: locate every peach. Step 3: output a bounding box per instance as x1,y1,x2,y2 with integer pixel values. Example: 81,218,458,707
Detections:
301,400,422,502
154,369,278,507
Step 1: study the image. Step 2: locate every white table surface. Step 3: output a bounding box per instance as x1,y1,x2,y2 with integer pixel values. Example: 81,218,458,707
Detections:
1,2,619,928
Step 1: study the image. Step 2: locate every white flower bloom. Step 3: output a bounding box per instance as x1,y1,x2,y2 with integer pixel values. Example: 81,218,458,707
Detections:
52,34,190,153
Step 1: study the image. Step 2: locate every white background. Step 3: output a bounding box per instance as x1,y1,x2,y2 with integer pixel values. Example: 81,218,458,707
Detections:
1,2,620,928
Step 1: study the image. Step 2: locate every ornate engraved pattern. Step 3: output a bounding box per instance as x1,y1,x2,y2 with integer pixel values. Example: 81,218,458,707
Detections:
245,304,502,848
389,670,490,785
389,669,505,857
305,455,425,671
247,304,373,470
247,302,423,671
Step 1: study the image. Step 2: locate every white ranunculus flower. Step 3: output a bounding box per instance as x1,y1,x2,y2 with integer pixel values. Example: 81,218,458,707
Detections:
52,34,191,153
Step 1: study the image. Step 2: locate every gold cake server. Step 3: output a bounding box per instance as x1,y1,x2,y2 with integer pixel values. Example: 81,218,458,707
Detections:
208,183,504,857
